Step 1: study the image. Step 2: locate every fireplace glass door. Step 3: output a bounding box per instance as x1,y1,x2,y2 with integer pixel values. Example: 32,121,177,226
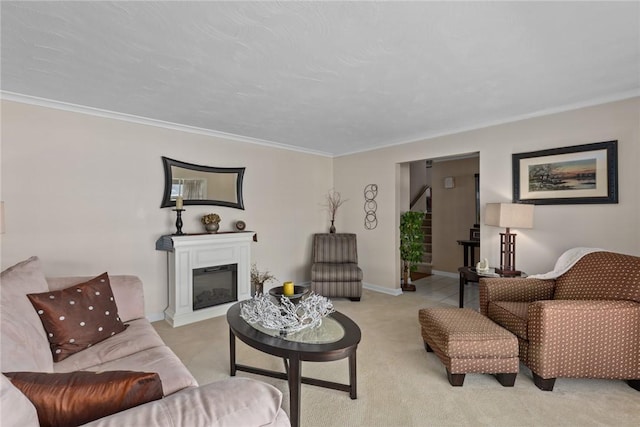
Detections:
192,264,237,310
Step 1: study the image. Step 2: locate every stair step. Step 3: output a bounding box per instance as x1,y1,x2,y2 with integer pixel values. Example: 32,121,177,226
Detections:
415,262,432,274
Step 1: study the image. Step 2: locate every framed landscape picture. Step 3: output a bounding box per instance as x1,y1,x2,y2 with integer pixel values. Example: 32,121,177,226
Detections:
512,140,618,205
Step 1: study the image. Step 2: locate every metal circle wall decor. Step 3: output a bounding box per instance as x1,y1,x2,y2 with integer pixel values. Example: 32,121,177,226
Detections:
364,184,378,230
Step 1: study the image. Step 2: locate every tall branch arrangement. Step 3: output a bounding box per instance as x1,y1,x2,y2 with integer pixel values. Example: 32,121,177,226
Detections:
324,189,347,221
240,293,335,333
250,263,276,285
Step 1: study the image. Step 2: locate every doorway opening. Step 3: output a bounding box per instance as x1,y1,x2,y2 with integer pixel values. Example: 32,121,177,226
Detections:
402,153,480,283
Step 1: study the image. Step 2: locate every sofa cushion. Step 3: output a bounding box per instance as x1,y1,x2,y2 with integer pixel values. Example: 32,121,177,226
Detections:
52,319,165,372
0,374,39,427
0,256,53,372
4,371,162,427
311,263,363,282
55,345,198,396
487,301,529,340
554,251,640,302
27,273,128,362
313,234,358,263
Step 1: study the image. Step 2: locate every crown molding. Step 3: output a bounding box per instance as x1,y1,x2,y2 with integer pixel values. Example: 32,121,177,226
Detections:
0,91,333,158
3,89,638,159
335,89,640,158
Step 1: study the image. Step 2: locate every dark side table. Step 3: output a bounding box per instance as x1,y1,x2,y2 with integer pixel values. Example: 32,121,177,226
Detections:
458,267,524,308
456,240,480,267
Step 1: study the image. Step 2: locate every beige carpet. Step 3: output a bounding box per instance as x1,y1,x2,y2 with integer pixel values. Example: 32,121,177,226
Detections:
154,276,639,426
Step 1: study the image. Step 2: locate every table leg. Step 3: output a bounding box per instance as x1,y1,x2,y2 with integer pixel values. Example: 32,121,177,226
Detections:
288,356,301,427
463,247,469,267
229,328,236,376
349,351,357,399
459,272,465,308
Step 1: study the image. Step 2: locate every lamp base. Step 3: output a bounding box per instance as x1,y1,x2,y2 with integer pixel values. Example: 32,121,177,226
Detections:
495,268,521,277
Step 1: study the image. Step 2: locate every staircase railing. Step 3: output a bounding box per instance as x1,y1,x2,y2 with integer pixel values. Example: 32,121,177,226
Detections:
410,185,431,212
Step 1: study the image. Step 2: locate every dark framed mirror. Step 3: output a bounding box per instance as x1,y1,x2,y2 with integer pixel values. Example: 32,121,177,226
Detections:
160,157,245,209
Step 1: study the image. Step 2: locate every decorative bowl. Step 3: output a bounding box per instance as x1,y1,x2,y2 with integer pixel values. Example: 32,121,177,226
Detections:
268,285,311,304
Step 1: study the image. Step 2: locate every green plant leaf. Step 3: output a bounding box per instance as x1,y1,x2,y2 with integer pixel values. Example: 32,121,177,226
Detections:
399,211,425,271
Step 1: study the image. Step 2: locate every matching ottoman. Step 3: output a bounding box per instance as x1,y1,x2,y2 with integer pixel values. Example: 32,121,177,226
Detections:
418,308,519,387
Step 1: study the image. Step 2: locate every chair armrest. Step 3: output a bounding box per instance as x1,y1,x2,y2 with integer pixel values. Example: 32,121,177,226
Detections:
528,299,640,331
479,277,555,316
526,300,640,378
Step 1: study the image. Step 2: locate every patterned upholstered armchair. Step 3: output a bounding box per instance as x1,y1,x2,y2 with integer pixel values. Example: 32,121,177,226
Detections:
311,233,363,301
479,251,640,391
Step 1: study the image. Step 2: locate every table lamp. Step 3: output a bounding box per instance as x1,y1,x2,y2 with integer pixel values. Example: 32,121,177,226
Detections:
485,203,534,276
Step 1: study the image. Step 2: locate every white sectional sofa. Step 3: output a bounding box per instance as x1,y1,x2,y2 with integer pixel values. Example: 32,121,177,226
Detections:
1,257,290,426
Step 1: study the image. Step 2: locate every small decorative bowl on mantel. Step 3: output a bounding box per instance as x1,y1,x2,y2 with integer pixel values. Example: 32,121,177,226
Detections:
201,213,221,233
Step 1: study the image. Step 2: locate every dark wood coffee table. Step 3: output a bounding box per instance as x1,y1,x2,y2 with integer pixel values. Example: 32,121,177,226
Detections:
227,302,361,427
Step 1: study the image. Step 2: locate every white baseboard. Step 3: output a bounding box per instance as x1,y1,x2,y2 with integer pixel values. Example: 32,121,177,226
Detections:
431,270,459,279
146,312,165,323
363,282,403,296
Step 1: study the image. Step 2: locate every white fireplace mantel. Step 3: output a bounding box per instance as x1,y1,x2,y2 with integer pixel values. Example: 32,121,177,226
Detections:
157,232,254,327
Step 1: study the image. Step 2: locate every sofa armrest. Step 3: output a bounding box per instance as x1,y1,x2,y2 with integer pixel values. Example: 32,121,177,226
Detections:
479,277,555,316
82,377,290,427
527,300,640,379
46,275,145,322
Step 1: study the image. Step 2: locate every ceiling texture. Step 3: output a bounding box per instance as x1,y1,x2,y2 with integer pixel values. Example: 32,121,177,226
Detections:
1,1,639,156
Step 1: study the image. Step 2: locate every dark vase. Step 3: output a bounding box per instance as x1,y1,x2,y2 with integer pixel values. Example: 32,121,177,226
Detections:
329,220,336,233
253,281,264,297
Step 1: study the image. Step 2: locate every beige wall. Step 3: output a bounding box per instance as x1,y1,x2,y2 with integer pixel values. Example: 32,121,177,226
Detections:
0,100,332,318
2,97,639,304
334,97,640,292
431,157,479,273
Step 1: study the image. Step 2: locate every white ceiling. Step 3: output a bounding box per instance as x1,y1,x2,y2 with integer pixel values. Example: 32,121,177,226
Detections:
2,1,639,156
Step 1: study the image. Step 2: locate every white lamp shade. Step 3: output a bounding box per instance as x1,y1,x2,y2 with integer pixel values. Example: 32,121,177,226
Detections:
485,203,534,229
0,202,4,234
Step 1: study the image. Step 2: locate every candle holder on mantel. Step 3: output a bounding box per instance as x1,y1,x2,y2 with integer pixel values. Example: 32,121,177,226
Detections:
172,209,185,235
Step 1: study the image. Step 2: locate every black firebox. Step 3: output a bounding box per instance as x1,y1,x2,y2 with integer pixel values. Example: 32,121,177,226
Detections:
192,264,237,310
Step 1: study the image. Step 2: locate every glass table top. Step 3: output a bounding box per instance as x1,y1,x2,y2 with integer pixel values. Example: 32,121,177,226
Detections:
246,315,345,344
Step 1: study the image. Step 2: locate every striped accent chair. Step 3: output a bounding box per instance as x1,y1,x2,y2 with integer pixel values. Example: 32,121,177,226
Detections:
311,233,363,301
480,251,640,392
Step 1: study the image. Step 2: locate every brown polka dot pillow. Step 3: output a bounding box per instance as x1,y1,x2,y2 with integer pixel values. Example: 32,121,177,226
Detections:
27,273,128,362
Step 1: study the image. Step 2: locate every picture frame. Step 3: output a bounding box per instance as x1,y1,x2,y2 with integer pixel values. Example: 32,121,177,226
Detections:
512,140,618,205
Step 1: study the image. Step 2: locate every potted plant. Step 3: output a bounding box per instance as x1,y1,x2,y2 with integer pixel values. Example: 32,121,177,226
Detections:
201,213,221,233
399,211,425,292
250,263,277,296
324,189,347,233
